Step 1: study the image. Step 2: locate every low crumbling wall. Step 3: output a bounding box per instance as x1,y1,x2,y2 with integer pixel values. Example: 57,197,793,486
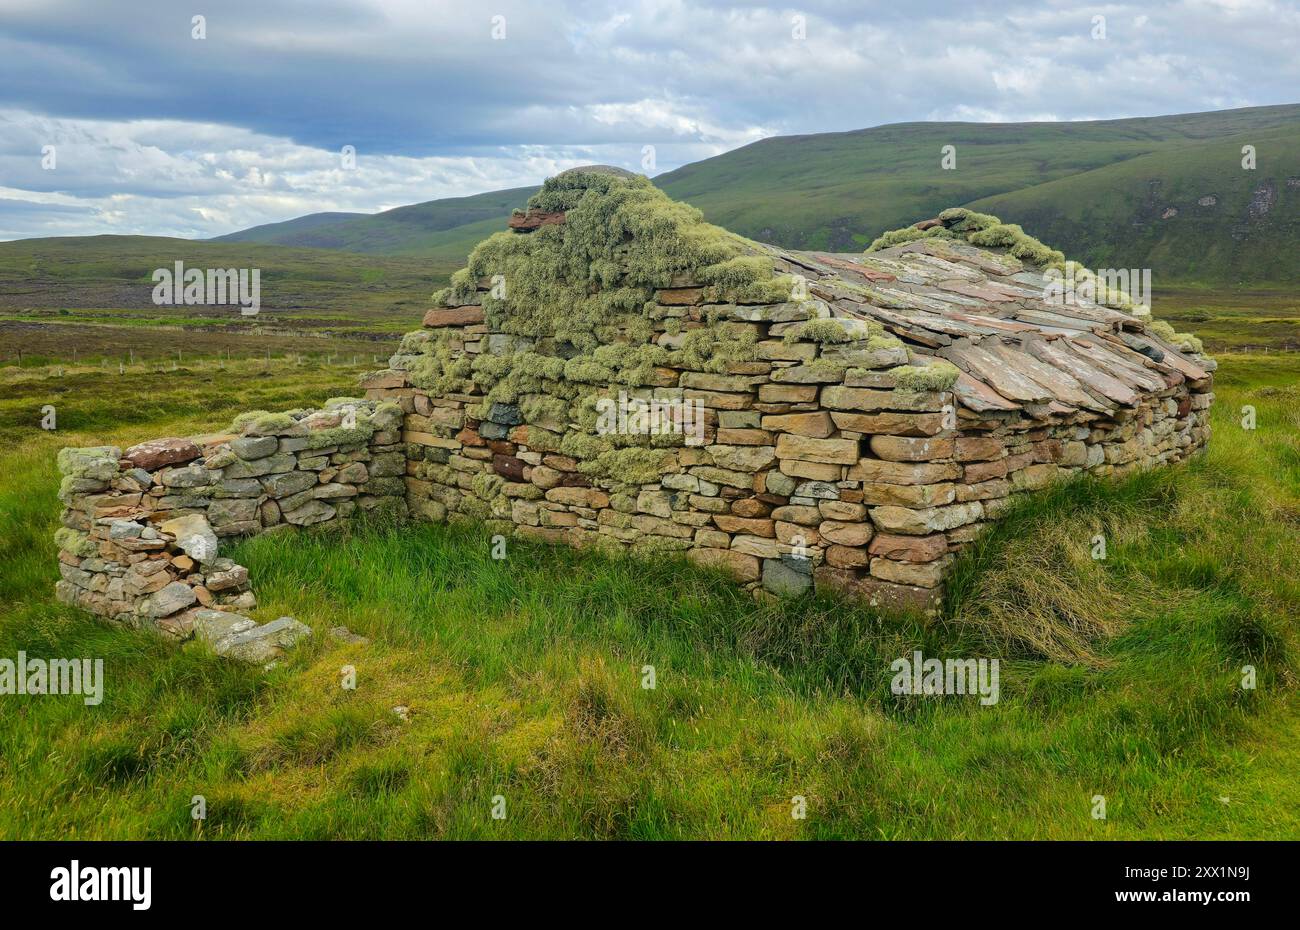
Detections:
54,398,406,650
362,286,1213,614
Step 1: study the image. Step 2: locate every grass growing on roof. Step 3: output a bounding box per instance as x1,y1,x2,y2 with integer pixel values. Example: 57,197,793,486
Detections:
889,360,959,392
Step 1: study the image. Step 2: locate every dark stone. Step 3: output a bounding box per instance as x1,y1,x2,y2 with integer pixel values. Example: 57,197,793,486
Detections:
507,209,566,232
492,454,527,482
487,402,523,426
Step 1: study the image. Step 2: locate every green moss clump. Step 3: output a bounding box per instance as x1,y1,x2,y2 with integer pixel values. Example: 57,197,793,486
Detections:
233,411,296,435
966,223,1065,266
454,170,783,352
519,394,570,429
670,327,759,373
889,360,959,393
697,255,769,290
866,209,1064,268
786,319,853,344
449,267,477,301
1147,320,1204,355
305,423,374,449
406,330,476,395
458,495,493,521
579,446,673,486
866,227,927,251
939,208,1000,233
231,410,269,431
1147,320,1178,341
697,257,795,303
783,318,887,345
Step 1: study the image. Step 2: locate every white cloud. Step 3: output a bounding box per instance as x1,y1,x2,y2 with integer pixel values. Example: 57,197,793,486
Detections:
0,0,1295,239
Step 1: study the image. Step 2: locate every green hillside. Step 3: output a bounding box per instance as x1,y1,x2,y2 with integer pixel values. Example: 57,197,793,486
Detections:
968,124,1299,285
655,105,1299,284
209,104,1300,286
214,186,535,270
211,211,366,244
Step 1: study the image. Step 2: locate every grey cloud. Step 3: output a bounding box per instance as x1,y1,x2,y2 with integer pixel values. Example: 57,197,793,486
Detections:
0,0,1294,238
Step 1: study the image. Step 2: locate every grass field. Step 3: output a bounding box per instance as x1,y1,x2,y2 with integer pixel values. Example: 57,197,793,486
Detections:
1158,286,1300,353
0,236,436,367
1,350,1297,839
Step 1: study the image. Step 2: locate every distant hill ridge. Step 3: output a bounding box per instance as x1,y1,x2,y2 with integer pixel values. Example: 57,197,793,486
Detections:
0,104,1265,288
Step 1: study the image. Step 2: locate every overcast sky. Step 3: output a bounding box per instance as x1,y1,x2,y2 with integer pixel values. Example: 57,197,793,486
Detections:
0,0,1296,240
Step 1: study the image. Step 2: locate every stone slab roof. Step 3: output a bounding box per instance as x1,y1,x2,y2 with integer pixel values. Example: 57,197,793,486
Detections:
755,237,1214,419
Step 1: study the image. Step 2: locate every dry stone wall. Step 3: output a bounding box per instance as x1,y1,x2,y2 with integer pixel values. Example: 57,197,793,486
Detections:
366,280,1211,614
53,399,405,655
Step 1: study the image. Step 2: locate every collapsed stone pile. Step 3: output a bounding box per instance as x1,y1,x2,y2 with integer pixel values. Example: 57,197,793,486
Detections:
54,399,405,659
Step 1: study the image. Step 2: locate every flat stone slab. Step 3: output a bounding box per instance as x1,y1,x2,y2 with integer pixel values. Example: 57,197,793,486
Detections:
124,438,201,471
190,608,258,643
213,616,313,664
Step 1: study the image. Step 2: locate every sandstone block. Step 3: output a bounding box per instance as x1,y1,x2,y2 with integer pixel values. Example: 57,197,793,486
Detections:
830,411,944,436
761,412,833,438
848,460,960,485
860,482,956,508
868,435,954,462
424,306,484,328
818,520,873,547
870,502,983,535
870,555,950,588
868,533,949,562
775,434,858,464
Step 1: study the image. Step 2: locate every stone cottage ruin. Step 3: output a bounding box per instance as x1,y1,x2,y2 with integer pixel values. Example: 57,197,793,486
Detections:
54,167,1215,652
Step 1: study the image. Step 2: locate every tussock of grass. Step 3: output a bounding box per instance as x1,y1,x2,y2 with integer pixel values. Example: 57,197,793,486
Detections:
945,473,1182,664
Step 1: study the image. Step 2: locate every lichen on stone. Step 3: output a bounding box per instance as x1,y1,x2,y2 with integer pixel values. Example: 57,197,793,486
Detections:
471,471,505,501
772,358,846,382
54,527,98,558
231,411,296,435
